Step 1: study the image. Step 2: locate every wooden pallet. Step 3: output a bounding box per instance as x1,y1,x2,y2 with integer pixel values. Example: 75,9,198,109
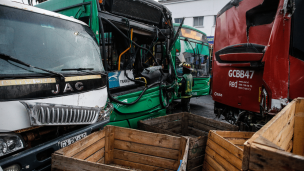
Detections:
138,112,238,171
242,98,304,171
51,125,189,171
203,131,255,171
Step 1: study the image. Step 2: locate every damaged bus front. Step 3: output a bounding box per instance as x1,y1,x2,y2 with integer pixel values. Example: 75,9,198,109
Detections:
37,0,179,128
0,1,113,170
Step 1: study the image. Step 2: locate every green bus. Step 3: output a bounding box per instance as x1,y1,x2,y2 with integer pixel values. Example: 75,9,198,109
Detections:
172,23,211,98
36,0,179,128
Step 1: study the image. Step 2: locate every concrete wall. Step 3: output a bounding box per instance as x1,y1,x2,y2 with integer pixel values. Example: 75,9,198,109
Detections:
160,0,230,36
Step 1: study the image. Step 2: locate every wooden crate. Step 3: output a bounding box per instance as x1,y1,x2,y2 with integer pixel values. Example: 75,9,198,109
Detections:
138,112,238,171
52,125,189,171
203,131,255,171
242,98,304,171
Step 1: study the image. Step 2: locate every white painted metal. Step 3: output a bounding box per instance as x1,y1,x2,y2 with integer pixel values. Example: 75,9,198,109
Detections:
0,88,108,132
0,0,87,26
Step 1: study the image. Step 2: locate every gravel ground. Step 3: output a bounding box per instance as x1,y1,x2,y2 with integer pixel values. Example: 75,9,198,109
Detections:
170,95,226,122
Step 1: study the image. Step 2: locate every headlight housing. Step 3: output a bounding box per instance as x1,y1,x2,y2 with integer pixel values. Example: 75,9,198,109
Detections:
98,102,113,121
0,134,25,157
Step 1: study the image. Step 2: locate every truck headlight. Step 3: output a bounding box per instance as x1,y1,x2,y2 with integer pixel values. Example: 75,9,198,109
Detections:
0,134,25,157
98,103,113,121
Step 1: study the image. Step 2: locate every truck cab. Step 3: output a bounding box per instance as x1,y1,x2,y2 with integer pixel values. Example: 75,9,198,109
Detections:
0,1,112,170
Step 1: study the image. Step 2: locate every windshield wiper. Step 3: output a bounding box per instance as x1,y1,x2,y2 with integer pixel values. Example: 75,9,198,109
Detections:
0,53,65,81
61,68,94,71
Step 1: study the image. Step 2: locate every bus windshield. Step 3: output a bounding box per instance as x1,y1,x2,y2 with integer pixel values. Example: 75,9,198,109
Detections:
0,5,104,77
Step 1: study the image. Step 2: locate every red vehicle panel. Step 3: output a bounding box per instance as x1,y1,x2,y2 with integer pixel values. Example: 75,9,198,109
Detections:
212,0,303,130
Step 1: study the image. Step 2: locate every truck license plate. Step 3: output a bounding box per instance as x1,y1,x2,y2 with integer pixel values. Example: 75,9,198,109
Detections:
60,132,87,148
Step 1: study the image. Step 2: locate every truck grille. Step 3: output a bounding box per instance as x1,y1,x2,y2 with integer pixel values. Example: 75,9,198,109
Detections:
21,102,102,126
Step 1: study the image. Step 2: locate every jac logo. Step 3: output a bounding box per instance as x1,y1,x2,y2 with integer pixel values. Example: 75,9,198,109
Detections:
52,82,84,94
214,92,222,97
229,81,238,88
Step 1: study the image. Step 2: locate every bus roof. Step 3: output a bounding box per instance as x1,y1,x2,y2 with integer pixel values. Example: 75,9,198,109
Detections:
0,1,87,26
173,23,207,36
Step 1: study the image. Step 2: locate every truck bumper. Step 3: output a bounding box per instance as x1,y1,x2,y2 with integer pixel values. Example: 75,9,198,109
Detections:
0,120,109,171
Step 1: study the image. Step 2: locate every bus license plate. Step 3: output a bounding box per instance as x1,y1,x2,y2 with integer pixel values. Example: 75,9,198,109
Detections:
60,132,87,148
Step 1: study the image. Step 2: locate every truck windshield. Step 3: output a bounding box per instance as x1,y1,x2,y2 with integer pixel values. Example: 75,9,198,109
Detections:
0,5,104,77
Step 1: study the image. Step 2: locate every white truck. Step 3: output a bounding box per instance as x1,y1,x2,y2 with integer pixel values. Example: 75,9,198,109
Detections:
0,1,113,171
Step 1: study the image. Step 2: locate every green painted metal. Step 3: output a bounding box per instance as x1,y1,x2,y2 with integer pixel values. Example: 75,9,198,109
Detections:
172,23,211,98
36,0,173,128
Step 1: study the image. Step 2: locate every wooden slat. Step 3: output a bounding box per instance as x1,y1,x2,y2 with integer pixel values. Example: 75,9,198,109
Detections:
226,138,248,145
153,120,181,130
137,122,181,137
188,164,203,171
105,126,115,164
167,126,182,134
249,143,304,171
114,139,179,160
85,148,105,162
209,131,243,159
181,113,189,136
206,146,239,171
73,138,105,160
203,161,216,171
236,145,244,150
139,113,183,125
204,154,225,171
272,115,294,149
207,139,242,169
188,127,208,137
55,130,105,157
280,125,294,151
97,157,105,164
179,137,190,171
188,137,207,159
189,120,219,132
113,149,178,170
52,153,128,171
216,131,254,139
293,99,304,155
188,113,238,131
242,100,298,170
260,101,295,143
186,155,204,170
114,127,181,150
113,159,173,171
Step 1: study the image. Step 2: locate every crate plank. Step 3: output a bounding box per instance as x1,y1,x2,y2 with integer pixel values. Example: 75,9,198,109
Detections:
114,127,181,150
85,148,105,162
203,161,216,171
167,126,182,134
189,120,218,132
178,137,189,171
204,154,225,171
73,138,105,160
205,146,239,171
209,131,243,159
207,138,242,169
114,139,179,160
141,113,183,125
153,120,181,130
293,109,304,155
188,113,238,131
272,115,294,149
113,149,177,170
137,122,181,137
52,153,128,171
188,127,208,137
216,131,255,139
186,155,204,170
249,143,304,171
226,138,248,145
113,159,174,171
97,157,105,164
181,113,189,135
188,164,203,171
105,126,115,164
56,130,105,157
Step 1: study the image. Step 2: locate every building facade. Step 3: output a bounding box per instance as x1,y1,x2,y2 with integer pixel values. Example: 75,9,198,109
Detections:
159,0,230,41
